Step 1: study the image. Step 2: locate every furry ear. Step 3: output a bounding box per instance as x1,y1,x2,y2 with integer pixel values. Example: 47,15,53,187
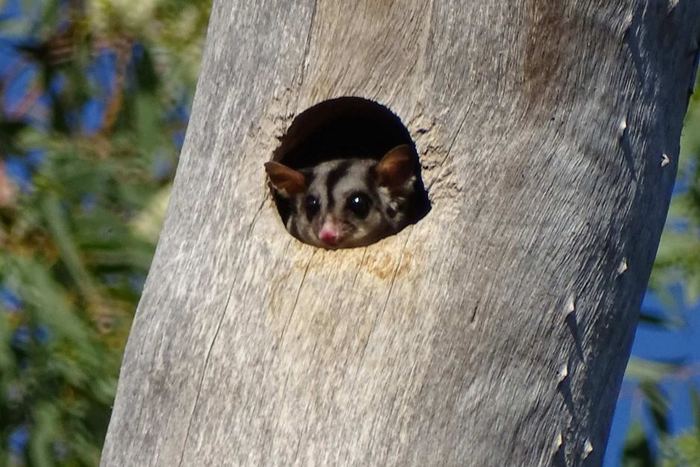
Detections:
265,161,306,197
375,144,415,192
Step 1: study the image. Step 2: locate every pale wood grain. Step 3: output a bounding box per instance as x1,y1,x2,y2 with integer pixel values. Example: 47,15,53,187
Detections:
101,1,700,465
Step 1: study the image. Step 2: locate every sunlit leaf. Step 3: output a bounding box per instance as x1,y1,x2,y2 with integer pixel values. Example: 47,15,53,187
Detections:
660,429,700,467
626,358,684,383
640,381,670,436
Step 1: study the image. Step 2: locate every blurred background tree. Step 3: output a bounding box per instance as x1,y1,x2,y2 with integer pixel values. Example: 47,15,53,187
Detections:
0,1,698,466
0,0,210,465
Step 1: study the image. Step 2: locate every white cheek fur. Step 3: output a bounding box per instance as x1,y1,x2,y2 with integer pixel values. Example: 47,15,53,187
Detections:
274,159,416,249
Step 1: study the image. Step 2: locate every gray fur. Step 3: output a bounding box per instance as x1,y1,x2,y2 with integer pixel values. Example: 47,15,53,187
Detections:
277,158,415,249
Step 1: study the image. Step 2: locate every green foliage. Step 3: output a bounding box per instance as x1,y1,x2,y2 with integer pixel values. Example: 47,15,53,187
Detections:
650,87,700,305
660,431,700,467
623,422,655,467
622,73,700,465
0,0,210,464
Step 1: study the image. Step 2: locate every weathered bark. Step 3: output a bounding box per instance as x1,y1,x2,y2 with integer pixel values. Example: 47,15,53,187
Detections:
101,1,700,466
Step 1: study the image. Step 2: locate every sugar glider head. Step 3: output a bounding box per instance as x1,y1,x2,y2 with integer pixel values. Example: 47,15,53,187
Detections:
265,144,416,249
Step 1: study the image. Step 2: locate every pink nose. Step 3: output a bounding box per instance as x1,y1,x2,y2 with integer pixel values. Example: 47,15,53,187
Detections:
319,227,339,245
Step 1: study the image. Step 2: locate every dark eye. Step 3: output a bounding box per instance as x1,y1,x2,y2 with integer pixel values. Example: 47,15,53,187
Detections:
304,194,320,219
346,192,371,219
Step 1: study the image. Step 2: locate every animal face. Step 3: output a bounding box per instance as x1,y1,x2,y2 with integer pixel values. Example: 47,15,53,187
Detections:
265,145,416,249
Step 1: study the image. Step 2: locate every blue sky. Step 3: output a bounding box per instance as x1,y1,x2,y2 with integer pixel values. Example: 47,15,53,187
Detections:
605,290,700,464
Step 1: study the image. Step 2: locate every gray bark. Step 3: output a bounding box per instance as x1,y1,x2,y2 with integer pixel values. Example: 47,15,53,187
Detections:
101,1,700,466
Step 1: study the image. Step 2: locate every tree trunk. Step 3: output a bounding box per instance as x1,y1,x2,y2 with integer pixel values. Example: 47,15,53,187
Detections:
101,1,700,466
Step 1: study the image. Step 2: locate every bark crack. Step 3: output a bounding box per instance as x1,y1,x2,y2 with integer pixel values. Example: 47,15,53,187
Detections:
246,198,267,238
177,197,267,466
290,340,318,463
351,249,368,287
427,110,468,191
352,230,413,384
297,0,318,90
177,280,235,467
280,249,316,343
267,249,316,458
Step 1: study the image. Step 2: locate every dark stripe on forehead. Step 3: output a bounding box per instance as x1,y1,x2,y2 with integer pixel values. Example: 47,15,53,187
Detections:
365,162,377,192
325,160,352,208
300,167,315,188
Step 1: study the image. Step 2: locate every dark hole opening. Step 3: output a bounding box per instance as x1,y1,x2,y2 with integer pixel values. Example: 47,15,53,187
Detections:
269,96,430,248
